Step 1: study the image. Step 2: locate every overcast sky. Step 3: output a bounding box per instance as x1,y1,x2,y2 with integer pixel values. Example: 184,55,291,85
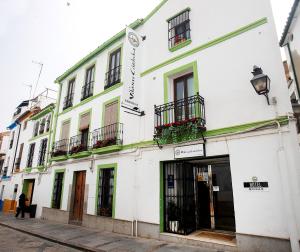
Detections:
0,0,294,131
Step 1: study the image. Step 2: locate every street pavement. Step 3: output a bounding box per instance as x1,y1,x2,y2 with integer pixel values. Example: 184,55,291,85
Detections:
0,214,228,252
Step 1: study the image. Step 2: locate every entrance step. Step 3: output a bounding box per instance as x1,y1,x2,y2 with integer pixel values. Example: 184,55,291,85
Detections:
160,231,237,252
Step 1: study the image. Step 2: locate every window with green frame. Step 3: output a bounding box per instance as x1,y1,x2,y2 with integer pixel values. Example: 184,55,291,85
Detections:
97,168,114,217
52,172,64,209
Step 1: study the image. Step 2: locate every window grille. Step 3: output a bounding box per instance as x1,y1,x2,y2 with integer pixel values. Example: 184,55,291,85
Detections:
38,139,48,166
52,172,64,209
168,10,191,48
26,143,35,168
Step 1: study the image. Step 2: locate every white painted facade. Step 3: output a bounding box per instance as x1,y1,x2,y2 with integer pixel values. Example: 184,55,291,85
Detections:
1,0,300,251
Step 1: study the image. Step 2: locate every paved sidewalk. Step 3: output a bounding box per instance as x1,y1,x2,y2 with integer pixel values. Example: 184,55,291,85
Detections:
0,214,225,252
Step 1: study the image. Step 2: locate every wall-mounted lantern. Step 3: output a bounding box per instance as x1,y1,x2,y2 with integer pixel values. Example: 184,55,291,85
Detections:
250,66,271,105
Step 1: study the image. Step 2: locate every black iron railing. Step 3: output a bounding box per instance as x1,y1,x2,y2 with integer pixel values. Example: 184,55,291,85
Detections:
91,123,123,149
81,81,94,101
154,94,206,143
105,65,121,89
52,139,69,157
69,133,89,155
63,94,74,110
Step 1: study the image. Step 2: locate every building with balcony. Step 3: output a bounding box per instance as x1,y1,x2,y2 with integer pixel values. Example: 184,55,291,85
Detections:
0,90,56,217
19,0,300,251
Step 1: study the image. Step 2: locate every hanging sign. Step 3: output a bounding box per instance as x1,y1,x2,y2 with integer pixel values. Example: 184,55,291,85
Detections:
174,144,205,159
122,27,143,112
243,177,269,191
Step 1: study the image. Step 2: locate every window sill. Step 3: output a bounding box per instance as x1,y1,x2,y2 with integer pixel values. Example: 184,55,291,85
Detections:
169,39,192,52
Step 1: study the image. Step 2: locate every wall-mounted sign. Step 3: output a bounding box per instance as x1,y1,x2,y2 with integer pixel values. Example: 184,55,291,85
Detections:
167,175,174,189
244,177,269,191
174,144,204,159
122,27,143,111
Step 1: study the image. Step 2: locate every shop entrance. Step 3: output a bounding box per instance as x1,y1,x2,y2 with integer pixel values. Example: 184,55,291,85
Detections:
163,157,235,235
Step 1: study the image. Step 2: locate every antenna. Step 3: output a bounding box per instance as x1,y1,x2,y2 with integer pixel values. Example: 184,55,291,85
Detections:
32,60,44,98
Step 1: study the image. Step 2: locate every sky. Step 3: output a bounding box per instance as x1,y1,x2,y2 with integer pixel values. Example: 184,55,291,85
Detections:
0,0,295,131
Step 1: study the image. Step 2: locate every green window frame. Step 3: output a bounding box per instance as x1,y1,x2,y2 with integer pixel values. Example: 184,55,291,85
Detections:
51,169,65,209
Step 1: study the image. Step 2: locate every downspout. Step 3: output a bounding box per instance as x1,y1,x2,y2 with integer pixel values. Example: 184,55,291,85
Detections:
11,122,21,174
275,119,300,252
287,43,300,99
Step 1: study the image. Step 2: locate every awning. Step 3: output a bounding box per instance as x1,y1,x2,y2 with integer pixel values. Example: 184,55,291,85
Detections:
7,121,20,130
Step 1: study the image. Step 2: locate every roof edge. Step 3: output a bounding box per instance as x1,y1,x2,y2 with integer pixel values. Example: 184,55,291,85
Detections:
55,0,169,84
280,0,300,46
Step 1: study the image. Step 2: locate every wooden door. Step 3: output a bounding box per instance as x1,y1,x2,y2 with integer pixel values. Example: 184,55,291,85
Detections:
27,181,35,205
71,171,86,223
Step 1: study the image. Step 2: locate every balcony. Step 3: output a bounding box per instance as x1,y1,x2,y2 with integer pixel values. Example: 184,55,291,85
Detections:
91,123,123,153
81,82,94,101
52,139,69,157
154,94,206,144
105,65,121,89
69,133,89,155
63,94,74,110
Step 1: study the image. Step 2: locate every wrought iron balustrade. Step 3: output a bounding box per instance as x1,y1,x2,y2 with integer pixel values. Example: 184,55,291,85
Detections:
52,139,69,157
105,65,121,89
91,123,123,149
63,94,74,110
81,81,94,101
69,133,89,155
154,94,206,144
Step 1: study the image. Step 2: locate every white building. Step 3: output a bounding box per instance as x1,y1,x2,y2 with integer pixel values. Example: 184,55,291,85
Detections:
280,0,300,144
38,1,300,251
0,91,56,218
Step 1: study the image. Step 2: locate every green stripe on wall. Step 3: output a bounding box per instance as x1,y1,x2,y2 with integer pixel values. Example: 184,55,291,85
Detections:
140,17,268,77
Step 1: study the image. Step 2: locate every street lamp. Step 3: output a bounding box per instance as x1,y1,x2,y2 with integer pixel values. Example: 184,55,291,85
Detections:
250,65,271,105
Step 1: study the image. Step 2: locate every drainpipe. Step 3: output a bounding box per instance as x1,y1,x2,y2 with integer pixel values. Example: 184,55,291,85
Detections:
275,119,300,252
11,122,21,174
286,43,300,100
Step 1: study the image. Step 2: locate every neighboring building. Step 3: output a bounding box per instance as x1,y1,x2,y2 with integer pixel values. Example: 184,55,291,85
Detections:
280,0,300,143
0,90,56,217
0,131,10,211
37,1,300,252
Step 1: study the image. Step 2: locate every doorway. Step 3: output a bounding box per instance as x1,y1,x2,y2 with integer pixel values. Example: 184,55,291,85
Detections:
70,171,86,224
163,157,235,235
23,179,35,205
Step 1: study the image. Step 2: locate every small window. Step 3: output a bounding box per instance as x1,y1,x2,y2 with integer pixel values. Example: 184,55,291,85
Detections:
52,171,64,209
105,48,121,89
26,143,35,168
46,115,51,132
39,118,46,135
23,120,28,131
38,138,48,166
97,168,115,217
64,79,75,110
9,131,15,149
81,66,95,101
168,9,191,48
33,121,39,137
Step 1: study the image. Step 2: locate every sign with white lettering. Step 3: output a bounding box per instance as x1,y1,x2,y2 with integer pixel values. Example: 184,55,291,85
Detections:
174,144,204,159
122,27,143,111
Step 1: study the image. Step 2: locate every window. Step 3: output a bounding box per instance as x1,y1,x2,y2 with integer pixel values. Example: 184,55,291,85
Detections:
26,143,35,168
81,66,95,101
46,115,51,132
38,139,48,166
0,185,4,200
23,120,28,130
39,118,46,135
168,9,191,48
3,157,9,177
97,168,115,217
296,113,300,134
9,131,15,149
106,48,121,89
33,121,39,137
52,171,64,209
64,79,75,110
15,143,24,171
